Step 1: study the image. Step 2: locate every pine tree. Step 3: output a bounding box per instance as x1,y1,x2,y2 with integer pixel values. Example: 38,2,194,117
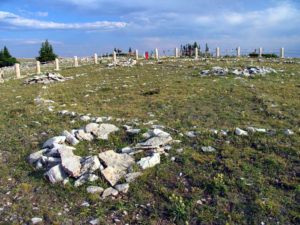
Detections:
0,46,18,68
3,46,12,58
36,39,57,62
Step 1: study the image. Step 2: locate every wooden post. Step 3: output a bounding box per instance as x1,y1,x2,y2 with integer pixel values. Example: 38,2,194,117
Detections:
55,58,59,71
280,48,284,58
94,53,98,64
216,47,220,58
135,50,138,61
36,61,41,74
15,63,20,78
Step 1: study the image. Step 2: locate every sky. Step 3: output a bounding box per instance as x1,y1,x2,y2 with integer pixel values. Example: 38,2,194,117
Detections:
0,0,300,58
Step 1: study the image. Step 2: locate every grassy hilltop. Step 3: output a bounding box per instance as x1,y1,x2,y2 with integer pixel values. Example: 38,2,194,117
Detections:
0,56,299,224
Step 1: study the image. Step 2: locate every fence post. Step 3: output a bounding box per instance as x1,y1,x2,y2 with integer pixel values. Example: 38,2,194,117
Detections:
94,53,98,64
280,48,284,58
74,56,78,67
216,47,220,58
15,63,20,78
259,48,262,57
55,58,59,71
135,50,138,61
0,69,3,83
85,57,89,63
113,51,117,64
36,61,41,74
195,47,198,59
237,46,241,57
155,48,159,60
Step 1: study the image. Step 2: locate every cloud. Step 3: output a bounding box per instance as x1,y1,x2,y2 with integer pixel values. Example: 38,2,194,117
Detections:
0,39,63,45
0,11,127,30
19,9,48,17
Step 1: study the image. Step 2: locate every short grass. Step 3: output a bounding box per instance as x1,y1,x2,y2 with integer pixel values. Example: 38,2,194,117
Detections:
0,57,299,224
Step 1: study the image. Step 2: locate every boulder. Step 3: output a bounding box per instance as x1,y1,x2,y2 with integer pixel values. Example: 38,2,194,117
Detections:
137,153,160,169
45,164,67,184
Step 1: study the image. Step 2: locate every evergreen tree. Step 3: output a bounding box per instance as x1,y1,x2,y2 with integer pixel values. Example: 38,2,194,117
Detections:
193,42,198,49
3,46,12,58
0,46,18,68
205,43,209,54
36,40,57,62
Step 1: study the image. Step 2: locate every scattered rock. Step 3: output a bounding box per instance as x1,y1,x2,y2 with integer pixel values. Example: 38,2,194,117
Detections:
235,128,248,136
101,167,127,186
284,129,294,135
45,164,67,184
58,147,81,177
79,156,103,176
98,150,134,170
74,174,99,187
24,73,70,85
94,124,119,140
86,186,104,194
42,136,66,148
27,149,48,164
201,146,216,152
62,130,79,146
139,136,172,148
102,187,119,198
115,183,129,194
137,153,160,169
31,217,43,224
125,172,142,183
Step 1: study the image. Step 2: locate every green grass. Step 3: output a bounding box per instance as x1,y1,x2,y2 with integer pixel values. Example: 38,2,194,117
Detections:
0,57,299,224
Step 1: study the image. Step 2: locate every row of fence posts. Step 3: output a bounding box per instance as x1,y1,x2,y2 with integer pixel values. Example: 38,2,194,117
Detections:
11,47,285,79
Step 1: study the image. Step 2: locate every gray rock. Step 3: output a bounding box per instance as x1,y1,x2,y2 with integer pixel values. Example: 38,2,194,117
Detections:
62,130,80,146
102,187,118,198
42,136,66,148
126,129,141,135
150,129,170,137
137,153,160,169
27,149,48,164
86,186,104,194
79,156,103,176
94,124,119,140
74,174,99,187
35,158,44,170
185,131,196,138
80,115,91,121
121,146,134,154
84,123,100,133
125,172,142,183
75,129,94,141
42,156,61,168
89,218,99,225
98,150,134,170
45,164,67,184
58,147,81,177
235,128,248,136
201,146,216,152
115,183,129,194
31,217,43,224
139,136,172,148
284,129,294,135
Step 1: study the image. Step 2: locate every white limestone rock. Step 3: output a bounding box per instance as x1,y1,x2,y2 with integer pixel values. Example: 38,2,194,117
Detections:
74,174,99,187
27,149,48,164
115,183,129,194
84,123,100,134
62,130,80,146
201,146,216,152
31,217,43,224
45,164,67,184
75,129,94,141
235,128,248,136
284,129,294,135
79,156,103,176
139,136,172,148
125,172,142,183
101,166,126,186
98,150,134,170
95,124,119,140
42,136,66,148
86,186,104,194
58,147,81,177
102,187,118,198
137,153,160,169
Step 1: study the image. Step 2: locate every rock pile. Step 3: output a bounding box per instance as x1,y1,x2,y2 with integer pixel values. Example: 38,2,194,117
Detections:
200,66,277,77
23,73,72,85
107,59,137,67
28,122,174,198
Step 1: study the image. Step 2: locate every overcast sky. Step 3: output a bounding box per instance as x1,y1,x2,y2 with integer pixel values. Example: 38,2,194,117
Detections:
0,0,300,57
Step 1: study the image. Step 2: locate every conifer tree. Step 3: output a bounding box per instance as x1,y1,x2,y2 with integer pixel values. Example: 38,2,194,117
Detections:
36,39,57,62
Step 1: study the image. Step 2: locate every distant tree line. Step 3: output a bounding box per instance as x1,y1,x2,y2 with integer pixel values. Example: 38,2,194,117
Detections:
180,42,211,56
0,46,18,68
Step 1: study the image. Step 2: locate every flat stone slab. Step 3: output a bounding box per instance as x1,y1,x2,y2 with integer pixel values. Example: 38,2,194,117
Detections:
115,183,129,194
101,166,126,186
94,124,119,140
98,150,134,170
102,187,118,198
139,136,172,148
62,130,80,146
74,174,99,187
79,156,103,176
84,123,100,134
45,164,67,184
86,186,104,194
42,136,66,148
58,147,81,177
27,149,48,164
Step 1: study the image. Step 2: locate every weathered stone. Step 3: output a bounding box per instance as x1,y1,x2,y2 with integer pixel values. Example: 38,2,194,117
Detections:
115,183,129,194
45,164,67,184
102,187,118,198
86,186,104,194
125,172,142,183
74,174,99,187
31,217,43,224
98,150,134,170
201,146,216,152
35,158,44,170
62,130,80,146
89,218,99,225
139,136,172,148
42,156,61,168
79,156,103,176
284,129,294,135
58,147,81,177
27,149,48,164
126,129,141,135
42,136,66,148
185,131,196,138
121,147,134,154
101,166,126,186
94,124,119,140
75,129,94,141
137,153,160,169
235,128,248,136
84,123,100,133
80,115,91,121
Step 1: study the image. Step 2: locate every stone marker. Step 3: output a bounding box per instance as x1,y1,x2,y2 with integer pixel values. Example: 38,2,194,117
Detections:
175,48,178,57
216,47,220,58
259,48,262,57
195,47,198,59
135,49,138,60
155,48,158,60
74,56,78,67
15,63,20,78
280,48,284,58
36,61,41,74
113,51,117,64
94,53,98,64
85,57,89,63
55,58,59,70
237,46,240,57
0,69,3,83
